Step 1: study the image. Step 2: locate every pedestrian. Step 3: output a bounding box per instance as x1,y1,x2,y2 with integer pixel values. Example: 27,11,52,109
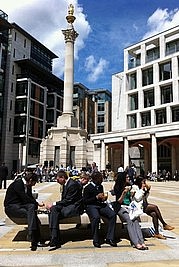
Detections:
4,172,45,251
0,162,8,189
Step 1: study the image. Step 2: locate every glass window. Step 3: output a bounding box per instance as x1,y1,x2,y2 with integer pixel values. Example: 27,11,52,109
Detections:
128,114,136,128
97,114,104,123
141,111,151,127
142,67,153,86
166,39,179,55
156,109,166,124
97,125,104,133
129,72,137,90
146,47,159,63
14,116,26,135
16,81,28,96
129,93,138,110
172,106,179,122
161,85,173,104
159,61,172,81
15,99,27,113
98,103,105,112
47,94,54,107
144,89,154,108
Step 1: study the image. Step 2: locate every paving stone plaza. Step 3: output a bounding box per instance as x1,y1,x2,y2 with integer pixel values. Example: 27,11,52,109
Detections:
0,180,179,267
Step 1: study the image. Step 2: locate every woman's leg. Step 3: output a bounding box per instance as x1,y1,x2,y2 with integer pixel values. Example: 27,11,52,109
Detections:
145,203,167,232
118,207,141,247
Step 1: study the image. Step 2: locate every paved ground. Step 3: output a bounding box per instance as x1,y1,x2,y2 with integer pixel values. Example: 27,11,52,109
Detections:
0,179,179,267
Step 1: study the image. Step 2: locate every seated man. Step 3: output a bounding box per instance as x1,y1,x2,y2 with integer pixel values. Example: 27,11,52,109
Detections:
83,171,117,248
46,170,84,250
4,172,45,251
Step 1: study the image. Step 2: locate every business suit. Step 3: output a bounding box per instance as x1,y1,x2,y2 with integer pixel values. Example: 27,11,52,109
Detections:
49,178,83,246
83,182,116,246
4,178,40,244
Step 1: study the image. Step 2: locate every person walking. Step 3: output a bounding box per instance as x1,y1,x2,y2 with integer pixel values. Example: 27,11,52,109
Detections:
0,162,8,189
83,171,117,248
4,172,45,251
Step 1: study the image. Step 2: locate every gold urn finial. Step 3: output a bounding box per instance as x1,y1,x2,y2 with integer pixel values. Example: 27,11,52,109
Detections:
66,4,76,24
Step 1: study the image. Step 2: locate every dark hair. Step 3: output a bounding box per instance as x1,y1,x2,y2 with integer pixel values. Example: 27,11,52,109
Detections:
113,172,126,197
91,171,102,182
56,170,68,179
25,172,38,182
134,176,145,189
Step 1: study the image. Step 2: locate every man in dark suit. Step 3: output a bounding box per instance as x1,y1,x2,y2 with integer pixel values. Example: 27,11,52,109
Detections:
46,170,84,249
4,172,45,251
83,171,117,248
0,162,8,189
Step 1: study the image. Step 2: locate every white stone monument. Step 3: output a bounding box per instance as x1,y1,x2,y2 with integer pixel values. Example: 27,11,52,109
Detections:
40,4,89,170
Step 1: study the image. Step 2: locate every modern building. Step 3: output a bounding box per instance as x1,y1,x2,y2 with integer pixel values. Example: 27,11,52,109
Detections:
90,25,179,175
0,10,64,173
73,83,111,135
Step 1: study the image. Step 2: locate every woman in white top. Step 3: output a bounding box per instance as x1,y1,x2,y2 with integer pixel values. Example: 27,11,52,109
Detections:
132,176,174,239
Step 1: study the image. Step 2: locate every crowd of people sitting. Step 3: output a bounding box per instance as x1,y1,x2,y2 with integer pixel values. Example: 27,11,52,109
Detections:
4,161,175,252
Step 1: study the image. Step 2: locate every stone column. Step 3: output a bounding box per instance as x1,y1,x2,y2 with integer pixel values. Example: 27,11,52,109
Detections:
62,26,78,115
101,140,106,171
151,133,157,173
124,137,129,169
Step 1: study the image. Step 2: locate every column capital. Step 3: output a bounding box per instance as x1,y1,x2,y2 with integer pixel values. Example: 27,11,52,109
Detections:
62,28,78,43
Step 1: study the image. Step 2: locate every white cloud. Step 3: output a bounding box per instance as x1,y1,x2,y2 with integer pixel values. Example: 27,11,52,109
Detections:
1,0,91,79
85,55,109,83
143,8,179,39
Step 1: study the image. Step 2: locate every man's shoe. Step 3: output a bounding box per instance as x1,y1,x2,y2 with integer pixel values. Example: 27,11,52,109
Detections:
30,242,37,251
163,225,175,231
37,242,48,247
105,239,117,247
154,233,166,240
93,242,101,248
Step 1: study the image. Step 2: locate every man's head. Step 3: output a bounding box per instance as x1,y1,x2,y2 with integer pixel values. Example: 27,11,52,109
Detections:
79,173,90,186
56,170,68,185
91,171,103,185
25,172,38,187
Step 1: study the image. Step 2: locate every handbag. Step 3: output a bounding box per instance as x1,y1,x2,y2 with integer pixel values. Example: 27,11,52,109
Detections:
128,200,143,220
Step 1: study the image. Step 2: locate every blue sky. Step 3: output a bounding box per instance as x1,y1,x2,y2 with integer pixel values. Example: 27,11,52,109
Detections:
1,0,179,91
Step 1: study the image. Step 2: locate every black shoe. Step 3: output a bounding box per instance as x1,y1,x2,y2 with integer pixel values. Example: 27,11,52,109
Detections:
30,242,37,251
49,243,61,251
105,239,117,247
93,242,101,248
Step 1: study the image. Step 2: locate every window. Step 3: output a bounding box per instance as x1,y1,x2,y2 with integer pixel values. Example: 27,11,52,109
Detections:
129,72,136,90
156,109,166,124
142,67,153,86
47,94,54,107
129,93,138,110
24,39,26,48
128,114,136,128
16,81,28,96
146,47,159,63
98,103,105,112
97,125,104,133
15,99,27,113
9,118,11,132
144,89,154,107
161,85,173,104
13,48,16,58
141,111,151,127
14,116,26,135
97,114,104,123
172,106,179,122
159,61,172,81
166,39,179,55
